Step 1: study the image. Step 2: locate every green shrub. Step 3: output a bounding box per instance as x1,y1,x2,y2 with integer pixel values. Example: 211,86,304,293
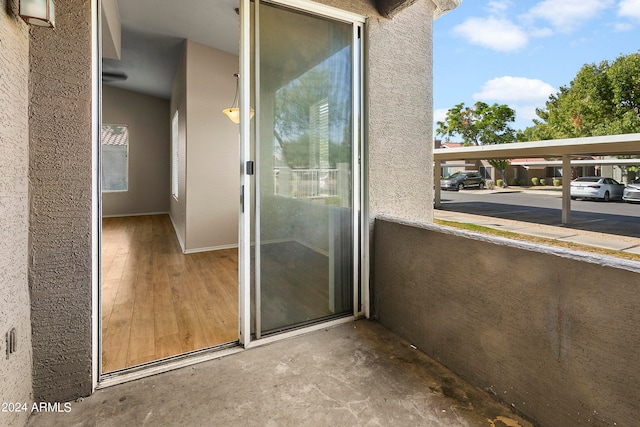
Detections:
519,179,526,186
540,178,546,186
531,177,539,186
508,178,516,186
553,179,561,186
496,179,503,188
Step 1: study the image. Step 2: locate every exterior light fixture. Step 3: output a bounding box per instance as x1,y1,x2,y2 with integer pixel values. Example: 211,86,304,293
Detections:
19,0,56,28
223,73,254,124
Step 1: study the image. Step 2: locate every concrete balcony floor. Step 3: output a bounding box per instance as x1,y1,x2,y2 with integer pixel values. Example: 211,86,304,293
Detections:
28,320,532,426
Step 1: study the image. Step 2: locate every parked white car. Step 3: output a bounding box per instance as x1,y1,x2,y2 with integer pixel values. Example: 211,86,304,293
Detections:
570,177,624,201
623,179,640,203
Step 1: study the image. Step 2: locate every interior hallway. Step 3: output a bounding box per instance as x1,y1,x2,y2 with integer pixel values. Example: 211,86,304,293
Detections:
101,215,238,372
29,321,533,427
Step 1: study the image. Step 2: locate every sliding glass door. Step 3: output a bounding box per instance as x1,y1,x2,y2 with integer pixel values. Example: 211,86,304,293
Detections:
242,0,362,339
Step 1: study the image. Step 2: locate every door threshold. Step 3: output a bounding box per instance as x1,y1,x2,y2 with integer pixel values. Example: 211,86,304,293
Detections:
98,342,243,389
248,315,357,349
98,317,360,389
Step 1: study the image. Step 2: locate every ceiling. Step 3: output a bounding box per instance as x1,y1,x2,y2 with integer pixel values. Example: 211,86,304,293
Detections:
102,0,241,99
101,1,462,99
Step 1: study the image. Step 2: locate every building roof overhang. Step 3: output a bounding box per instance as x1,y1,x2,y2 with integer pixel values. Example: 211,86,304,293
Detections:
434,133,640,161
375,0,461,19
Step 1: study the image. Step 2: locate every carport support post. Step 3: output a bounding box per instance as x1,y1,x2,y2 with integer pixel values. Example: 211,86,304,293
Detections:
562,154,571,224
434,161,442,209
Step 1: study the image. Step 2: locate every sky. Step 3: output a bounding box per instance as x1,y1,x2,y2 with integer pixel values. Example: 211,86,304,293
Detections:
433,0,640,134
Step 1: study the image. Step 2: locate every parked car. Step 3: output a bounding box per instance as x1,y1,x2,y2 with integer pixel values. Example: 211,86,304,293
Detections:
570,176,624,201
440,171,485,191
623,178,640,203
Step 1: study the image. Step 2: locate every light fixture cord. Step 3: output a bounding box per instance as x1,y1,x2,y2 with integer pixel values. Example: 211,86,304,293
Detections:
231,73,240,108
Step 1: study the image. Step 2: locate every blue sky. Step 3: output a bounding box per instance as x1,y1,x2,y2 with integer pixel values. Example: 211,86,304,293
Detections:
433,0,640,133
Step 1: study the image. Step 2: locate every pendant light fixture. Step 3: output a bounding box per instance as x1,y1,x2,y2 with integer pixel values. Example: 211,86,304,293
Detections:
19,0,56,28
223,73,254,124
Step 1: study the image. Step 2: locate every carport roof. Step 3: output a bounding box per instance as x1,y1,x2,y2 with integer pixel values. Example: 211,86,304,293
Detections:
434,133,640,161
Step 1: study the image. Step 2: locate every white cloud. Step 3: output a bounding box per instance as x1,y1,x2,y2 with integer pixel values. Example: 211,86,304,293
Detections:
614,22,635,31
619,0,640,20
527,27,554,38
434,108,449,124
523,0,615,32
473,76,556,103
514,104,543,123
453,17,528,52
487,0,511,15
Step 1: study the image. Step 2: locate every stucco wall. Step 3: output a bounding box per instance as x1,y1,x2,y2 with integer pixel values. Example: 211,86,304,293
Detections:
28,0,93,402
102,86,171,217
366,1,434,223
373,217,640,427
0,1,34,426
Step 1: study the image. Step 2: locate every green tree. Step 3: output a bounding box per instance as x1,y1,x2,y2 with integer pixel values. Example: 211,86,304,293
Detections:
521,52,640,140
273,63,352,169
518,52,640,174
436,102,516,186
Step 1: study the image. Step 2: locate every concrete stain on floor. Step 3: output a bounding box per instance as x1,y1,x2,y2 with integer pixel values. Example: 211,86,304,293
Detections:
27,320,533,427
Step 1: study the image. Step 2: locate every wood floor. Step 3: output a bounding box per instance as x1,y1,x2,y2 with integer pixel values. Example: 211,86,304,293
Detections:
101,215,238,373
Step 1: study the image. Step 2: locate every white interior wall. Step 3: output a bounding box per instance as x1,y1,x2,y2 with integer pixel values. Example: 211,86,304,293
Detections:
170,40,240,252
170,45,188,249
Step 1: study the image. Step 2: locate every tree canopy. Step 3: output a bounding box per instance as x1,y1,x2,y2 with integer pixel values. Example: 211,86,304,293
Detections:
436,102,516,183
518,52,640,141
436,101,516,146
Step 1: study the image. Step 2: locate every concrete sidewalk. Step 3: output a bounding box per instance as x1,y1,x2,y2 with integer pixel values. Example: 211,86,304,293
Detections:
434,209,640,255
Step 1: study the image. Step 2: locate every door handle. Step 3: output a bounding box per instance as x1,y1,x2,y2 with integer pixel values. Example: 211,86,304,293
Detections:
240,184,244,213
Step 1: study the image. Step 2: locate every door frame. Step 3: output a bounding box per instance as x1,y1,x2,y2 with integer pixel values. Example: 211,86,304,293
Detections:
238,0,368,349
93,0,368,389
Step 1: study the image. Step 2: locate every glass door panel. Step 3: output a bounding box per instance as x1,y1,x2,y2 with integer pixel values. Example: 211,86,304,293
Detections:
253,2,356,336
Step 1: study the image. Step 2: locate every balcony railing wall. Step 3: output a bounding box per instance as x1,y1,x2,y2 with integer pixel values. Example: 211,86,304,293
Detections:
372,217,640,427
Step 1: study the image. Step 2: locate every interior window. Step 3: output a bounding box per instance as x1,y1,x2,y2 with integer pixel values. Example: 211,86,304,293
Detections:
101,124,129,192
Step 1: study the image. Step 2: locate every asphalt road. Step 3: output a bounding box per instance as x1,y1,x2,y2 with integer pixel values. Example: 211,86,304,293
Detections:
437,189,640,238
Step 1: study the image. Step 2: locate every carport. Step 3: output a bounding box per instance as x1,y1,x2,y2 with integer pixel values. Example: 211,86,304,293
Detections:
433,133,640,224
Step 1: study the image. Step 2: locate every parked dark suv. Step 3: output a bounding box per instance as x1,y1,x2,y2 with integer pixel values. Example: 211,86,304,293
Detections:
440,171,485,191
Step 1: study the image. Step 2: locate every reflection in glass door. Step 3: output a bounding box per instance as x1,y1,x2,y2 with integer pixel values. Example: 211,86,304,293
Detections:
251,1,361,337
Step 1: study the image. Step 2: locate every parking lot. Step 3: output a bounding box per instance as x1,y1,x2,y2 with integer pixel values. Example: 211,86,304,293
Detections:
436,187,640,239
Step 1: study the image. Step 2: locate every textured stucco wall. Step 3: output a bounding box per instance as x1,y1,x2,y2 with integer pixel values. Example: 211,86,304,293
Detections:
366,1,434,223
102,86,170,217
28,0,94,402
0,1,34,426
373,217,640,427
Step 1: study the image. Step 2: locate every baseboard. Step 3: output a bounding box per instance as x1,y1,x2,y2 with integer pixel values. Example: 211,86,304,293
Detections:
184,243,239,254
168,214,186,253
293,239,329,257
101,211,169,218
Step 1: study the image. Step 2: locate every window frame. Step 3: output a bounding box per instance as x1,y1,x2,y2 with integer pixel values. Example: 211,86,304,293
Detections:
171,110,179,201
